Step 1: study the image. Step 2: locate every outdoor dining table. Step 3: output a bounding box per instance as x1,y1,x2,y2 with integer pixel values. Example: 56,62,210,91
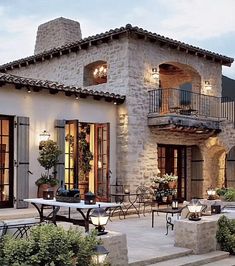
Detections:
152,206,186,235
24,198,121,232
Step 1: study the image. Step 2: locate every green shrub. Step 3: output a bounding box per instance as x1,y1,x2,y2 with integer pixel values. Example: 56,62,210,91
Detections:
0,224,100,266
216,187,227,197
224,188,235,202
216,215,235,254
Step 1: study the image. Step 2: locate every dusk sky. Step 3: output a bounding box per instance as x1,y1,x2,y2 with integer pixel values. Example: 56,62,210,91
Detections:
0,0,235,79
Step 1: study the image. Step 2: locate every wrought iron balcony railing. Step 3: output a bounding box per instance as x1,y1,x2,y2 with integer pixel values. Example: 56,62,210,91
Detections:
148,88,235,127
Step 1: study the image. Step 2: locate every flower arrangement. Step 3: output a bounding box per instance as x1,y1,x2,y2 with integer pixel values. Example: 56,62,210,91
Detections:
162,173,178,183
151,176,168,184
151,173,178,184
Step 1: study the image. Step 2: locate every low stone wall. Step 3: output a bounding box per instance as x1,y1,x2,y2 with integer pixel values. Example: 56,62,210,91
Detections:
101,231,128,266
174,217,218,254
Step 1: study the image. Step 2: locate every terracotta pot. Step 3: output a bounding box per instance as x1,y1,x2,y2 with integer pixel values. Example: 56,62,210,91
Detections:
37,184,58,198
168,181,176,189
78,181,89,199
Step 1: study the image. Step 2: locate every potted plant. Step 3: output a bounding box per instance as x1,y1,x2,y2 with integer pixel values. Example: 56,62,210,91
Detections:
35,139,62,198
163,173,178,189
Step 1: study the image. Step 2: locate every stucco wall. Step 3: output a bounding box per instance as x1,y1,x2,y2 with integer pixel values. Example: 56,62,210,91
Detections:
0,84,117,198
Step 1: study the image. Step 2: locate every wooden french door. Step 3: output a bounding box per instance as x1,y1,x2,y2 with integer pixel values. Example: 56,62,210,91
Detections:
158,144,187,201
94,123,110,201
0,116,14,208
65,121,110,201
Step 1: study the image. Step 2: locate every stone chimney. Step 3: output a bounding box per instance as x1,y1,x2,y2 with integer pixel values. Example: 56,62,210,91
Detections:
34,17,82,55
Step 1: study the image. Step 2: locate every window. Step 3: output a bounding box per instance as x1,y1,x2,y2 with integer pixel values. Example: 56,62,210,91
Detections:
83,61,107,86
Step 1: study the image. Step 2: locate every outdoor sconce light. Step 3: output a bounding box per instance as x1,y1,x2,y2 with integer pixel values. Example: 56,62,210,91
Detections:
84,191,96,205
152,68,160,80
187,200,203,221
90,204,109,235
172,199,178,209
207,187,216,200
39,130,50,149
204,80,212,90
91,245,109,265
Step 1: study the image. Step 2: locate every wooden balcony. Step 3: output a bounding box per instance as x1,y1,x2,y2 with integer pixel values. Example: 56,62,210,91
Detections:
148,88,235,135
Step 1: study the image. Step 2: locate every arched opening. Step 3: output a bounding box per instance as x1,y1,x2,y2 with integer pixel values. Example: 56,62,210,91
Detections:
205,145,226,191
226,146,235,188
83,60,107,86
159,62,201,94
156,62,201,114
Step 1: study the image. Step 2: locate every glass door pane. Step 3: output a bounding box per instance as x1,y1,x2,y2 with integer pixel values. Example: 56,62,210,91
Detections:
0,116,14,208
157,144,186,201
95,123,110,201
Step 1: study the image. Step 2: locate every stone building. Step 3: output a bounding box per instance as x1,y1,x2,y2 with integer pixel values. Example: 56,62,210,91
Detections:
0,17,234,208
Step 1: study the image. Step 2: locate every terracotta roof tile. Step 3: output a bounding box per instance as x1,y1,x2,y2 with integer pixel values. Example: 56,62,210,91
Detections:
0,24,233,72
0,73,125,104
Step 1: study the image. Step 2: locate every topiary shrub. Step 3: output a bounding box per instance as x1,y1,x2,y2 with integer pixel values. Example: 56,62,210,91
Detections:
216,215,235,254
0,224,101,266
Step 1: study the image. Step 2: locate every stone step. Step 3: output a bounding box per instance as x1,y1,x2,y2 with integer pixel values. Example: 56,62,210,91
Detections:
128,249,193,266
202,256,235,265
147,251,229,266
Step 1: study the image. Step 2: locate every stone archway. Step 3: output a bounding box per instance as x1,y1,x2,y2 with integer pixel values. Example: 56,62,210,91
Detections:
203,144,226,195
158,62,201,94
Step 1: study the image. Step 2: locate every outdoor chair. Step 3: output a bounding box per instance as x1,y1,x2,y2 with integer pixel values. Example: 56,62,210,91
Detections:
0,218,41,239
136,185,155,216
108,184,126,220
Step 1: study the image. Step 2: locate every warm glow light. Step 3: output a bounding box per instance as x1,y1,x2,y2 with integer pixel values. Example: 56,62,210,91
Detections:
98,160,102,169
91,245,109,265
93,65,107,79
204,80,212,90
152,67,160,80
39,130,50,142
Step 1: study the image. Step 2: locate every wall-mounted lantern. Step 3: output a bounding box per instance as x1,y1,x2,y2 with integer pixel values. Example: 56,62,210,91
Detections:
39,130,50,149
204,80,212,90
152,68,160,80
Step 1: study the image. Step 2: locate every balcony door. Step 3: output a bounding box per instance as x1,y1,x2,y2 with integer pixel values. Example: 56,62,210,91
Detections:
158,144,186,201
0,116,14,208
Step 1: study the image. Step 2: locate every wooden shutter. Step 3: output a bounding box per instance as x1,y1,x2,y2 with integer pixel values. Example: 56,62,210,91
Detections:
16,116,29,208
55,120,65,183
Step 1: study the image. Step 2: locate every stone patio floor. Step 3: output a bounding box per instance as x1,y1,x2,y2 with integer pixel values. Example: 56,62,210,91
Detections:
1,206,235,265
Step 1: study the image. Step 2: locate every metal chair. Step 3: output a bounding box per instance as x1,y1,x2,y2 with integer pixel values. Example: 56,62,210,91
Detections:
0,218,41,239
109,184,125,219
136,185,155,216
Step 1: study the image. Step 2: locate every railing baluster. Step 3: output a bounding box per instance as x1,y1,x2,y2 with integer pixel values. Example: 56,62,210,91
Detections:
148,88,235,128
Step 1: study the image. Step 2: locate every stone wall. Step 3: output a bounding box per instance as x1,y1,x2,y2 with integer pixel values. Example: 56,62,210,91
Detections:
34,17,82,55
101,231,128,266
174,218,218,254
8,29,230,197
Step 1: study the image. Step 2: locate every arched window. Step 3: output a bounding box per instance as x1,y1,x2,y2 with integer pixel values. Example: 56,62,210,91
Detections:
83,60,107,86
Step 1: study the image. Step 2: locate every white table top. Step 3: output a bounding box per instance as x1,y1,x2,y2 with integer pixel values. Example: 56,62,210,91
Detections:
24,198,121,209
